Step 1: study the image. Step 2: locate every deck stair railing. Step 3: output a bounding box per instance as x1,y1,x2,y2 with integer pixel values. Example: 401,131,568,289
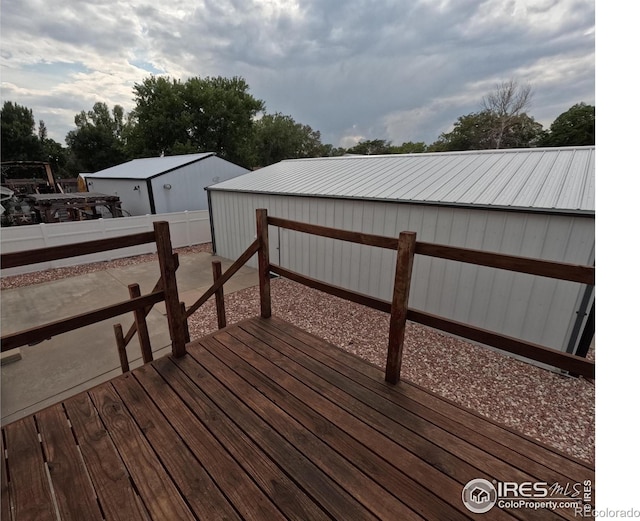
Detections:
0,222,188,366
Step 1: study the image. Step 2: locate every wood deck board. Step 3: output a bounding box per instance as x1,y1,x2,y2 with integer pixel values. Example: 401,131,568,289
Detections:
134,360,330,521
235,319,585,521
152,356,361,521
227,321,559,521
261,316,594,484
35,404,104,521
193,336,436,521
1,316,594,520
208,326,495,520
4,417,57,521
63,392,150,521
89,384,196,520
109,373,250,521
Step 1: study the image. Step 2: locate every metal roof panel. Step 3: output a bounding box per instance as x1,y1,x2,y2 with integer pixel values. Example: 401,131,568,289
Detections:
85,153,214,180
209,147,595,214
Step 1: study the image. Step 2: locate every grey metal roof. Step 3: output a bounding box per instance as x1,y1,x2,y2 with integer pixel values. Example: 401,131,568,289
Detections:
208,147,595,214
85,153,214,180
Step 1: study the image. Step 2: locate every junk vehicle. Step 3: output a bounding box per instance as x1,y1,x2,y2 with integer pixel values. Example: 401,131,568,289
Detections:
1,161,123,226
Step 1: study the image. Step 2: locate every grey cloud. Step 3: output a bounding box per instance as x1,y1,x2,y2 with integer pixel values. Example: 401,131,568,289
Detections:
1,0,595,147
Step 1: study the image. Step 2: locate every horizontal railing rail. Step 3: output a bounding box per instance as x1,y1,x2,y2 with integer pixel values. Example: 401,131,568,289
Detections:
0,232,156,269
1,291,165,352
414,242,594,285
0,222,186,358
265,214,595,381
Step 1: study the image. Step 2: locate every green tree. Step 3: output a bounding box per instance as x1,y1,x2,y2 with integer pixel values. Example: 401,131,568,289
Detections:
128,75,265,167
427,112,496,151
253,112,324,167
428,110,545,152
388,141,428,154
0,101,44,161
65,102,130,172
320,144,346,157
125,76,190,157
542,103,595,147
427,79,547,152
346,139,392,155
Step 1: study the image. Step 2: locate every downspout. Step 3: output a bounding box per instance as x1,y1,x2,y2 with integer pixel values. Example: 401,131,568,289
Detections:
566,284,594,355
574,300,595,358
146,179,156,214
206,188,217,254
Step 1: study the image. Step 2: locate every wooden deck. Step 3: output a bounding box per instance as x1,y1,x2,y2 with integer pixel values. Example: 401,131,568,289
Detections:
1,316,594,520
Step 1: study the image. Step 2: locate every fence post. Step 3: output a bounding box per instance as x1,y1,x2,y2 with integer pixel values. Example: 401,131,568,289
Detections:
212,260,227,329
385,231,417,384
154,221,186,357
256,209,271,318
128,283,153,364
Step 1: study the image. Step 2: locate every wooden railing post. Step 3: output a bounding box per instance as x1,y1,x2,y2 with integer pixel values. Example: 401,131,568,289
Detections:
180,302,191,343
114,323,130,373
154,221,186,358
256,209,271,318
212,260,227,329
128,283,153,364
385,231,417,384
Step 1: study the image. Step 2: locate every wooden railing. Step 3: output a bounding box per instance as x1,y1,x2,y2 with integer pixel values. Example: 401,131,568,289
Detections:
1,210,595,385
0,222,187,360
261,210,595,382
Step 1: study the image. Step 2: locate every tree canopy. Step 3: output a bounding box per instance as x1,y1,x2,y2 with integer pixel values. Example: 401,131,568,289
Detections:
65,102,129,173
127,76,265,167
2,76,596,179
1,101,44,162
426,80,550,152
542,102,595,147
253,112,324,167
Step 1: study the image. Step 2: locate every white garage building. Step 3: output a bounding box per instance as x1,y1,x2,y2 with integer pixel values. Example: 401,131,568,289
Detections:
207,146,595,357
85,153,249,216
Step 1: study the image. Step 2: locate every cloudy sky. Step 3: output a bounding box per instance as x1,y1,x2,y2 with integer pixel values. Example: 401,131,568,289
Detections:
1,0,595,148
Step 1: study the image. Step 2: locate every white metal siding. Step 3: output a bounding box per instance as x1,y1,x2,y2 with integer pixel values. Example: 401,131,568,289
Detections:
88,178,152,216
149,154,249,214
209,190,594,355
89,156,248,215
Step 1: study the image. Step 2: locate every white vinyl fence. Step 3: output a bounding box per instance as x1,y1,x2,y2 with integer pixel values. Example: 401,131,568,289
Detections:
1,211,211,276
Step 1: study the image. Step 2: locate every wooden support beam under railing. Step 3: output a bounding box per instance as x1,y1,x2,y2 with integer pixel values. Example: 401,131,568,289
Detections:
181,302,190,343
123,253,178,346
212,260,226,329
256,209,271,319
186,240,259,319
114,323,129,373
385,231,417,384
154,221,186,358
128,283,153,364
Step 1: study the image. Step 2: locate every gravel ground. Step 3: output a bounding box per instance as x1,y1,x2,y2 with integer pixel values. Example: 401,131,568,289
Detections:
2,244,595,463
